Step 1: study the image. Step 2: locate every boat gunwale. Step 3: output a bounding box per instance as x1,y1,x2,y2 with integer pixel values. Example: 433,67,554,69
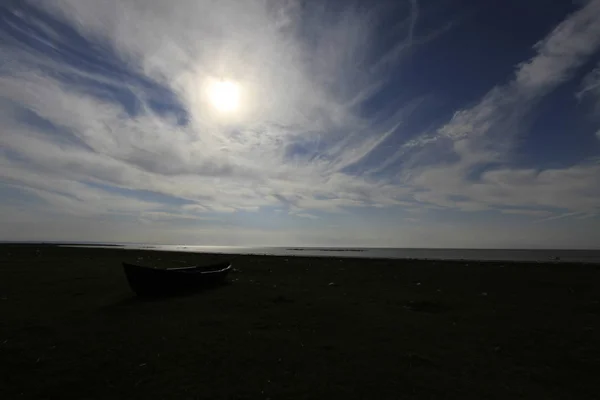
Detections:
123,262,232,275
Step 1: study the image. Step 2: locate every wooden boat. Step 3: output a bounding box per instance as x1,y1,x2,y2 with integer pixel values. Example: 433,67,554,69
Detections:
122,261,232,296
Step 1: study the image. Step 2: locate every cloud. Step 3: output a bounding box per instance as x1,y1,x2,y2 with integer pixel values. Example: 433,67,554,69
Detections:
407,0,600,149
412,162,600,213
293,213,319,220
577,64,600,119
515,0,600,92
392,0,600,216
578,65,600,98
1,0,445,222
0,0,599,247
500,209,554,218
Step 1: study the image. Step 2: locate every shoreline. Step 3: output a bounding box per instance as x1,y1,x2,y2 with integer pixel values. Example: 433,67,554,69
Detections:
3,242,600,263
57,245,600,266
19,243,596,265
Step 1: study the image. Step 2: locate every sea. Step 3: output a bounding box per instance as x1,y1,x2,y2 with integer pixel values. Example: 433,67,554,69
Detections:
60,244,600,264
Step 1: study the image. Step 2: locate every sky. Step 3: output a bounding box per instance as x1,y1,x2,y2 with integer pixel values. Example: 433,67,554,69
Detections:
0,0,599,248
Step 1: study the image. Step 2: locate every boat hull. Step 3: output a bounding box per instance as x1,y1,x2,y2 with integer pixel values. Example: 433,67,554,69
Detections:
122,262,231,296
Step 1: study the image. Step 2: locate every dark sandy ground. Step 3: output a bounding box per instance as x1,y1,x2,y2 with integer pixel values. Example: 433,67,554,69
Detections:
1,245,599,399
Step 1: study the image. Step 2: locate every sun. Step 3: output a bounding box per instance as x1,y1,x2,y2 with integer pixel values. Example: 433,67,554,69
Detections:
207,79,240,113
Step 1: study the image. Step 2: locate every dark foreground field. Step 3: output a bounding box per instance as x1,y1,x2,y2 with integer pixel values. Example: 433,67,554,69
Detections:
1,245,599,399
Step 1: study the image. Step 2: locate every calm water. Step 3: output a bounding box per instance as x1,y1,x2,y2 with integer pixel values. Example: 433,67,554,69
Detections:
66,244,600,263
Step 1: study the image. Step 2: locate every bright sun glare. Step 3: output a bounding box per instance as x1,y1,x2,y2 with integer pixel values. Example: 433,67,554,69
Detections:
207,80,240,113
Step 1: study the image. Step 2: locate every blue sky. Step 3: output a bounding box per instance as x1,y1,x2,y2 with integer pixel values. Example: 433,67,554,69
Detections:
1,0,599,248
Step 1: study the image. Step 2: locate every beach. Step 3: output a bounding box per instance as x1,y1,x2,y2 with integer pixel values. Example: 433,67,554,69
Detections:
1,244,599,399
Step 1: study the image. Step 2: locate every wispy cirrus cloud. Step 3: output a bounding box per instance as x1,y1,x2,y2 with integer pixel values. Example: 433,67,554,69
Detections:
578,64,600,118
389,0,600,219
0,0,599,247
1,0,436,222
